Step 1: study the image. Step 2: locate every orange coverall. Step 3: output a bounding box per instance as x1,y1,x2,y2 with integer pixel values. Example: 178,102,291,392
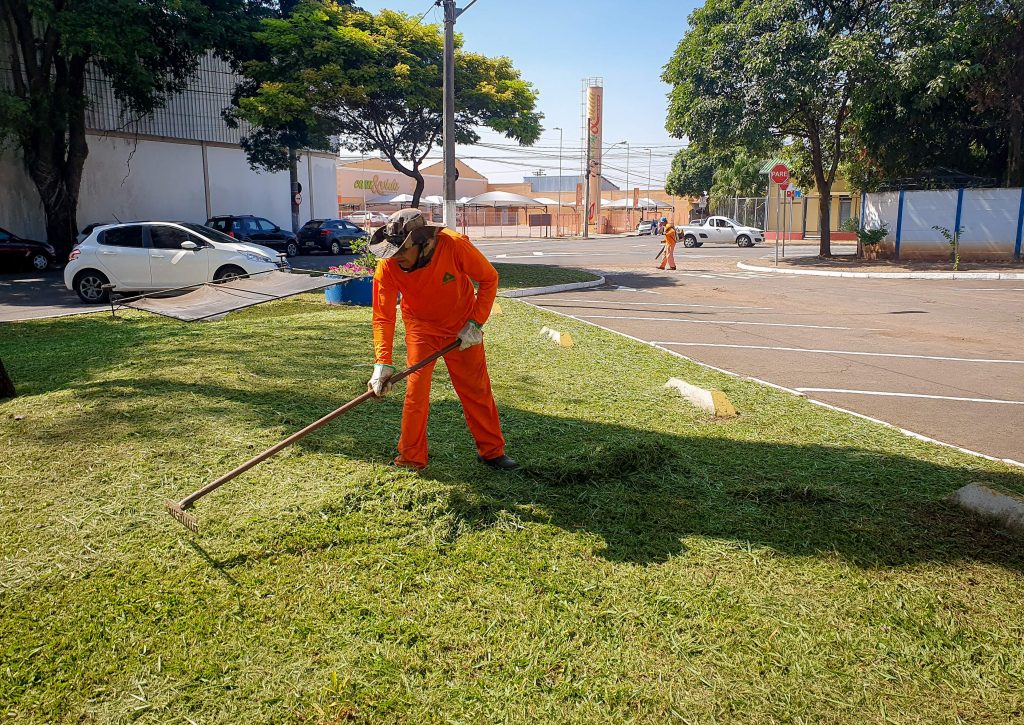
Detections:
658,225,678,270
372,229,505,468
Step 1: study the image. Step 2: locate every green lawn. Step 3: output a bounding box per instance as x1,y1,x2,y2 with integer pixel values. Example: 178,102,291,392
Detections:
1,274,1023,723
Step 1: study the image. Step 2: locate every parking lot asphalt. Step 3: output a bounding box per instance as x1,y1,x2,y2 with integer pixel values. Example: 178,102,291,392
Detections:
478,235,1024,465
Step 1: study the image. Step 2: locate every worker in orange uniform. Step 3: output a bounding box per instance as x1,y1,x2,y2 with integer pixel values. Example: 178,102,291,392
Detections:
365,209,518,471
657,217,677,270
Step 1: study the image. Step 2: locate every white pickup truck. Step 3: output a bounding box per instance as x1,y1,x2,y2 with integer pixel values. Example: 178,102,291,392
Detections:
679,216,764,248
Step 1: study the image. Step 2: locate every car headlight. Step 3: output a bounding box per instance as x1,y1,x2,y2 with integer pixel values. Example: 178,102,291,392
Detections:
242,252,273,263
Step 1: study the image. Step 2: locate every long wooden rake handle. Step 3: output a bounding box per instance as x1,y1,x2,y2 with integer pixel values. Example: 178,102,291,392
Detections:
165,340,461,532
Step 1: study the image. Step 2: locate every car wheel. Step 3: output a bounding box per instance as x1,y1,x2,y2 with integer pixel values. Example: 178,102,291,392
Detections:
73,270,110,303
329,240,342,255
213,265,247,283
31,253,50,271
737,235,752,247
683,235,697,248
285,240,299,257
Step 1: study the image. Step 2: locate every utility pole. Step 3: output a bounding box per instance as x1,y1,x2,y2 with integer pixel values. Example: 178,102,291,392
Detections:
625,141,630,229
583,140,592,240
441,0,478,227
442,0,457,227
554,127,563,236
644,147,652,220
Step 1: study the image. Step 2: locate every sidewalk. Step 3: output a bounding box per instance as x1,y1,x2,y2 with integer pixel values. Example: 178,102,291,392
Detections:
739,254,1024,280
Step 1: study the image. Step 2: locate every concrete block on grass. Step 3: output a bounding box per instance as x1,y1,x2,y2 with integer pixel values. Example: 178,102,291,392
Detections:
540,326,573,348
950,483,1024,537
665,377,737,417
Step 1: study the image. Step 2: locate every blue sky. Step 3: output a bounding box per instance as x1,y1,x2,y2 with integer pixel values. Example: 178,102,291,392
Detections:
350,0,700,189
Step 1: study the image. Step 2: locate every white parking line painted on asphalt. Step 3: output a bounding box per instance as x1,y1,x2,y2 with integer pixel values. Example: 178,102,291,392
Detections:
570,314,885,331
543,298,771,310
652,341,1024,365
492,252,623,259
523,298,1024,470
794,388,1024,405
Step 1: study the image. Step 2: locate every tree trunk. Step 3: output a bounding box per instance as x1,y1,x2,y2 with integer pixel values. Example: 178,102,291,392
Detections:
288,146,300,232
1007,102,1023,188
0,359,15,399
39,186,81,263
817,185,832,257
410,171,425,208
21,55,90,262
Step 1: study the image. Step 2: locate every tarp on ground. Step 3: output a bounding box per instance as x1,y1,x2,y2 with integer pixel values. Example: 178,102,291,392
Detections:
122,271,349,322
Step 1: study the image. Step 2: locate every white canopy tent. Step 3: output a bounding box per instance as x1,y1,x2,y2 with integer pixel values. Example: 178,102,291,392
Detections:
601,197,674,210
462,191,548,208
365,193,416,206
531,196,576,207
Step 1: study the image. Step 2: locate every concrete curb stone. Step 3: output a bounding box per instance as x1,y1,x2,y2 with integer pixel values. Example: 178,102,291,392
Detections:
498,275,606,298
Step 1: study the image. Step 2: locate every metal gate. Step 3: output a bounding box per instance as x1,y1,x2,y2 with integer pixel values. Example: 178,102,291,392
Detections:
709,197,767,229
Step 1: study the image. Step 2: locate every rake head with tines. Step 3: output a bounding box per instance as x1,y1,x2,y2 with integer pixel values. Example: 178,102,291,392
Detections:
165,500,199,533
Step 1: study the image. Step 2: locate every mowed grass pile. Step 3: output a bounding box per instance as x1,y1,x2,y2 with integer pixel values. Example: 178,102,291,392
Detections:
2,267,1024,723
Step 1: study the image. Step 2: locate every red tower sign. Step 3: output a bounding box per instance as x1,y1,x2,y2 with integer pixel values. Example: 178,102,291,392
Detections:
769,163,790,186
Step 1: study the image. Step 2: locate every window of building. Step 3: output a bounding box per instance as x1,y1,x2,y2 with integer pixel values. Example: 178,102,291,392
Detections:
839,197,853,226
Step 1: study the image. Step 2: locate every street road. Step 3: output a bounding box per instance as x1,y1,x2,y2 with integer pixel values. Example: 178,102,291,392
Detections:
481,234,1024,465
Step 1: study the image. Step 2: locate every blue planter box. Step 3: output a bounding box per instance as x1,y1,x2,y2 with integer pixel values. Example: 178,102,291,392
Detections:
323,275,345,305
324,275,373,306
342,276,373,306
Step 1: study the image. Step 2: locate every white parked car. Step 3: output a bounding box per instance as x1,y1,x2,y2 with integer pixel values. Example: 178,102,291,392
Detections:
680,216,765,247
344,210,389,226
65,221,285,303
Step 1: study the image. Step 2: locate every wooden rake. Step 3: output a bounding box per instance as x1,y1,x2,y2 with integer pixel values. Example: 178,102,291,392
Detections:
165,340,461,533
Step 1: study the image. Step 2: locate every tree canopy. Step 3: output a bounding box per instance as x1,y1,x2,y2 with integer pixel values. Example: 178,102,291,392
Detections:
231,3,543,206
848,0,1023,189
663,0,886,255
0,0,250,256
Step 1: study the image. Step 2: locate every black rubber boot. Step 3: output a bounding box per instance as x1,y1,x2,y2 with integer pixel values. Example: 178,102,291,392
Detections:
477,453,519,470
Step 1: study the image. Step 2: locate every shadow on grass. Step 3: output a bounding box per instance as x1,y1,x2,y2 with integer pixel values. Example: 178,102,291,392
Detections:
405,402,1024,569
15,363,1023,572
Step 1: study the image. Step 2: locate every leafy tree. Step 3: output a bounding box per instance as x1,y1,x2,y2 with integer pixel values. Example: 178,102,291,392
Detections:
710,150,767,199
232,5,543,207
0,0,247,258
664,143,721,198
225,0,361,229
663,0,886,256
850,0,1022,188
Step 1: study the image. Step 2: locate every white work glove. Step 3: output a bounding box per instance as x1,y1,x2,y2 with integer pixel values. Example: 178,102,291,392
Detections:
457,320,483,350
367,363,395,397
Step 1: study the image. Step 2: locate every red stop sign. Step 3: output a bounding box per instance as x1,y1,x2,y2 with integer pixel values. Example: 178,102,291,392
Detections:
769,163,790,186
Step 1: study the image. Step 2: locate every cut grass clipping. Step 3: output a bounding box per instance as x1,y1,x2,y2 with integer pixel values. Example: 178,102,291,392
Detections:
2,270,1024,723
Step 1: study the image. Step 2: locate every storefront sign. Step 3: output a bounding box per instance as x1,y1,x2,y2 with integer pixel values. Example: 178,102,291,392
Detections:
353,176,400,195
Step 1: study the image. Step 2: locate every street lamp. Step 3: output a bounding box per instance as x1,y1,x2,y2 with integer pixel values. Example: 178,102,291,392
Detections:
557,129,564,235
643,147,653,220
604,140,626,232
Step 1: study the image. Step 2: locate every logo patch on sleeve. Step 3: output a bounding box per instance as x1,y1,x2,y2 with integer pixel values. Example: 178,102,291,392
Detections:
442,272,456,285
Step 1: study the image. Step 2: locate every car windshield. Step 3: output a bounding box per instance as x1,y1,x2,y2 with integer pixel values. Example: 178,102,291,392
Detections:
182,222,238,245
721,218,740,226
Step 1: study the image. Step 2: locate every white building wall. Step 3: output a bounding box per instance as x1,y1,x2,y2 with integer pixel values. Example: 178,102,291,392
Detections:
864,188,1024,260
1,137,338,240
0,147,43,239
78,135,207,227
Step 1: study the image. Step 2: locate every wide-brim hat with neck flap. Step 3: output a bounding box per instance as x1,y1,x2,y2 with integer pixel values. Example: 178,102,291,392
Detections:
369,208,444,259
